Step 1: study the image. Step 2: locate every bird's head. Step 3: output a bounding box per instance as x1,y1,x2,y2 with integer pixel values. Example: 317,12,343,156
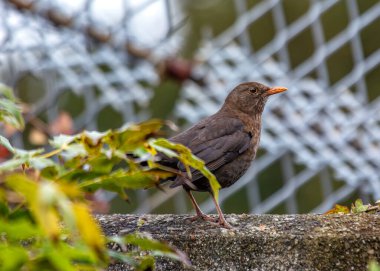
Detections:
223,82,287,115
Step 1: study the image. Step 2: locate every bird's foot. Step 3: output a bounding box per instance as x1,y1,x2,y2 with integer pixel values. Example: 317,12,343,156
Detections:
190,214,233,229
218,219,233,229
190,213,218,223
217,216,233,229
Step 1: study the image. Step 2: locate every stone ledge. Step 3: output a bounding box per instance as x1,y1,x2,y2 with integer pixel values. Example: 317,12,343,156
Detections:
97,214,380,271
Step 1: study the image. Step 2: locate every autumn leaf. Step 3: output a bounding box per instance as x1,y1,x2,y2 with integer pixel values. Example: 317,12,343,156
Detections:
72,203,107,260
325,204,350,214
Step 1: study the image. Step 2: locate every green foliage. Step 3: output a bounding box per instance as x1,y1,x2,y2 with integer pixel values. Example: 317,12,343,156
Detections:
108,233,190,269
369,260,380,271
350,199,370,213
0,83,24,155
0,83,24,131
325,199,380,214
0,85,206,270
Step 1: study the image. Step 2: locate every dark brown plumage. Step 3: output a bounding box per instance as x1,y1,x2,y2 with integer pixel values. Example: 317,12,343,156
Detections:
162,82,287,228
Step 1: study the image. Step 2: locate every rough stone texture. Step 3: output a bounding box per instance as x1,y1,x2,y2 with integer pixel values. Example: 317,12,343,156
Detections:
97,214,380,271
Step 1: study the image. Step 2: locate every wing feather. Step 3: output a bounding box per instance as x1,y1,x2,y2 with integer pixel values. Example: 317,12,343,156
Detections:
169,117,252,187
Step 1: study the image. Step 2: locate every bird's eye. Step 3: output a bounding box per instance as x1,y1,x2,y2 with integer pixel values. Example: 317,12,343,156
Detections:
249,88,257,94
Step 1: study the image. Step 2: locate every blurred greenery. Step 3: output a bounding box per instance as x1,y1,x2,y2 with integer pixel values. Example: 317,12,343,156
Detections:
0,83,24,131
150,80,182,120
369,260,380,271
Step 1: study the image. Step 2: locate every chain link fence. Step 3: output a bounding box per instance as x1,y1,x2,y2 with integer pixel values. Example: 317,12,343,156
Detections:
1,0,380,215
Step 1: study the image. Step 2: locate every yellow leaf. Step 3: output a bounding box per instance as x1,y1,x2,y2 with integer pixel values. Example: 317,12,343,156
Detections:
72,203,106,258
5,174,37,203
6,175,61,240
35,182,61,241
37,208,61,241
59,182,83,199
324,204,350,214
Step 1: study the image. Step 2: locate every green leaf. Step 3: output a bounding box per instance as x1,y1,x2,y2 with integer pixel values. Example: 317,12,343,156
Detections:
14,148,45,157
124,234,175,252
82,131,106,145
0,135,14,153
108,250,157,271
60,143,86,161
79,169,173,192
0,201,9,217
46,246,77,271
59,242,99,265
40,165,60,179
104,119,164,152
0,157,27,172
369,260,380,271
8,208,33,221
0,148,46,173
107,250,137,266
110,234,191,267
87,155,120,174
351,198,369,213
29,156,57,170
0,219,41,241
150,138,221,200
0,244,29,271
135,256,155,271
49,134,77,148
5,174,38,204
0,84,24,130
0,83,16,100
77,131,106,155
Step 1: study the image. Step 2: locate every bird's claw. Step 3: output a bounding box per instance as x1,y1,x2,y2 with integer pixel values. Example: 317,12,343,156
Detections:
218,219,233,229
190,214,233,229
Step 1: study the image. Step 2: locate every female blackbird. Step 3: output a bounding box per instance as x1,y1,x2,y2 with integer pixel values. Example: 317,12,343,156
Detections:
163,82,287,228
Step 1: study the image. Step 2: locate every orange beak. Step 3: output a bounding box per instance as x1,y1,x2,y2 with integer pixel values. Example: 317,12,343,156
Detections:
266,86,287,96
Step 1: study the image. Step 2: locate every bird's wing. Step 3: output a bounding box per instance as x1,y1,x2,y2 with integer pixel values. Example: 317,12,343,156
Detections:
169,117,252,187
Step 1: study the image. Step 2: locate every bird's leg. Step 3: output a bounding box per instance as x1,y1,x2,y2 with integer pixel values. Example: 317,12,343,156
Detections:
210,193,233,229
185,189,216,223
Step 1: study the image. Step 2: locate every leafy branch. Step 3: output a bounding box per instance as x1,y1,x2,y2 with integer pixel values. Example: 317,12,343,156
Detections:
0,84,217,270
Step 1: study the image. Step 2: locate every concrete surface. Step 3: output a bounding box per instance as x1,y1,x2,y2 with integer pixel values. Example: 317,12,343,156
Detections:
97,214,380,270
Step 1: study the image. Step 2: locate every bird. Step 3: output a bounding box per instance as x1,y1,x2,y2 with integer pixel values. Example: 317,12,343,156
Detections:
160,82,287,228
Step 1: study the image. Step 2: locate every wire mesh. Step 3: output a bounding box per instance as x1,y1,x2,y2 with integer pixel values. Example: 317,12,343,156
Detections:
1,0,380,215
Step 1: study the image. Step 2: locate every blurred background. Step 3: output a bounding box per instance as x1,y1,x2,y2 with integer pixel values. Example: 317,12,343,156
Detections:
1,0,380,215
